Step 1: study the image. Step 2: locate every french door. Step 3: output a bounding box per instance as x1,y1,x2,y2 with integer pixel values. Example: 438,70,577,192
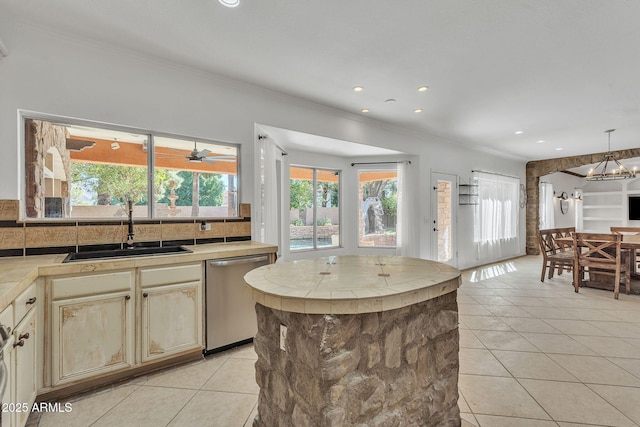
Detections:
431,172,458,267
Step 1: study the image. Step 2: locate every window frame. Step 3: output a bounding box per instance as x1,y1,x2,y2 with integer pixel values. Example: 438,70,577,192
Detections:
20,110,241,220
357,167,398,249
288,164,342,252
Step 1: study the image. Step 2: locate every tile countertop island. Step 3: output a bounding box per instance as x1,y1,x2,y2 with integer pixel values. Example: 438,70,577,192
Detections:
244,255,462,427
0,241,278,312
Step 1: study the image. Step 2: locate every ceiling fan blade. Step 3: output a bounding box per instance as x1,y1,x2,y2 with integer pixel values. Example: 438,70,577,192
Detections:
202,158,217,164
196,149,211,157
203,154,236,159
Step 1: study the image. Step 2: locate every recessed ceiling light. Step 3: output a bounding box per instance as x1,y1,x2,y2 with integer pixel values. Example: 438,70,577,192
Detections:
514,131,524,135
219,0,239,7
361,109,370,113
353,86,364,92
385,98,396,103
417,86,429,92
536,140,544,143
555,147,564,151
414,109,423,113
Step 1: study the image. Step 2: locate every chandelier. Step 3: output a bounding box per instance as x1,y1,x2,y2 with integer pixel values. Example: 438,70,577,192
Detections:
586,129,636,181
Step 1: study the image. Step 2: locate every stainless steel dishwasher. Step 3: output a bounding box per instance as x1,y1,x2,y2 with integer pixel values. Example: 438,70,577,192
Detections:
205,255,270,354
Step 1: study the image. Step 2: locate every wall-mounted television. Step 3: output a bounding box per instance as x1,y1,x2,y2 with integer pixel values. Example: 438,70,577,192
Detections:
629,196,640,220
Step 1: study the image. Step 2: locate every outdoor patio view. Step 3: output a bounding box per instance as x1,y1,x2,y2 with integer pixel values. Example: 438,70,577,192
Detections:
287,166,398,251
25,118,238,219
289,166,340,251
358,170,398,248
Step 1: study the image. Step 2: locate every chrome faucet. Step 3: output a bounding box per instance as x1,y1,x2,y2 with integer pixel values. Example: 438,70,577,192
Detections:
126,199,135,248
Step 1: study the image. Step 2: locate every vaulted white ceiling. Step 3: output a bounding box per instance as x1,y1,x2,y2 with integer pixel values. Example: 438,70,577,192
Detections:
3,0,640,161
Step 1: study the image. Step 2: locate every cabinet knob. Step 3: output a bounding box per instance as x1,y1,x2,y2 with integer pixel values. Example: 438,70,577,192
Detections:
124,295,131,301
18,332,29,341
13,339,24,348
143,292,148,298
26,297,36,305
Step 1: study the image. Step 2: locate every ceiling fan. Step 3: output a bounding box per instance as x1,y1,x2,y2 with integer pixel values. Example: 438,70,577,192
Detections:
186,143,212,162
157,142,235,164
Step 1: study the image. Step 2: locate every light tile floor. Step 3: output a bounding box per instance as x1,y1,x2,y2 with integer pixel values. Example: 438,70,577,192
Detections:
27,255,640,426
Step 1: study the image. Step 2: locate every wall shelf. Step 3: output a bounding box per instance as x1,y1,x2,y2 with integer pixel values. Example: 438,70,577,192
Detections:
583,205,621,209
459,184,478,205
578,189,627,232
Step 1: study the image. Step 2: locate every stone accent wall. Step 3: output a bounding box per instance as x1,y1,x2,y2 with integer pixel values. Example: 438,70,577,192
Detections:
25,119,71,218
253,291,460,426
526,148,640,254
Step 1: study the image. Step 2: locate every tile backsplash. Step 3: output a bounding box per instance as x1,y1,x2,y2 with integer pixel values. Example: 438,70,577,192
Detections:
0,200,19,221
0,200,252,257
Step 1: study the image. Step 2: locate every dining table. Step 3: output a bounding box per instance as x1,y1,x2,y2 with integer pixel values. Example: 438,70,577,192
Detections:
556,234,640,295
557,233,640,250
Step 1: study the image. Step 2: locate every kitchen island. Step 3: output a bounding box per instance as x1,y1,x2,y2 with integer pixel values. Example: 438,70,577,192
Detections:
244,255,461,427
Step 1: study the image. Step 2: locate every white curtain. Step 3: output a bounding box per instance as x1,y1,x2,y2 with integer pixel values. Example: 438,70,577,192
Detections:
254,137,281,247
474,172,520,262
396,161,418,257
539,181,555,230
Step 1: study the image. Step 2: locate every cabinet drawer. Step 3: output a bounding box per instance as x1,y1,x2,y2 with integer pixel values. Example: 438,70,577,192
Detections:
139,263,202,288
52,271,134,300
14,282,36,325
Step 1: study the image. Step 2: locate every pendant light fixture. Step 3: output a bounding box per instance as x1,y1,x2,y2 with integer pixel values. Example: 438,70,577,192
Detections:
586,129,636,181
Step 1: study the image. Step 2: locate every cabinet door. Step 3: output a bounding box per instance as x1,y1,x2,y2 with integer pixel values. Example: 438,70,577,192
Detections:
14,308,36,427
51,292,134,386
1,306,14,427
141,281,202,363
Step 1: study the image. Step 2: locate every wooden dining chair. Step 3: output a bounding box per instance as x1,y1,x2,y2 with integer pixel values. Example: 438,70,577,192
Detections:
573,232,630,299
538,228,575,282
611,227,640,274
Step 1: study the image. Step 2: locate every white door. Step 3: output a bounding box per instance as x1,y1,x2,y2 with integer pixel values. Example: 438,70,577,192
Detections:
431,172,458,267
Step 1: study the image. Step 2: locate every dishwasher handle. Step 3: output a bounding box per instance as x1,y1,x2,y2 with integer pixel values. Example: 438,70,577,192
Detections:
208,255,269,267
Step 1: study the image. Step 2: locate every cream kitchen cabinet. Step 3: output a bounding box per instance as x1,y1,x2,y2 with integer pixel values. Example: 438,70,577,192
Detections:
49,271,134,386
139,263,203,363
44,263,202,395
1,304,14,427
13,309,36,427
0,282,38,427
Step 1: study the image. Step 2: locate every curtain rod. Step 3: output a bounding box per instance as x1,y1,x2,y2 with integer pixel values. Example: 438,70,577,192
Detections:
257,134,288,155
351,161,411,166
275,143,288,156
472,169,519,179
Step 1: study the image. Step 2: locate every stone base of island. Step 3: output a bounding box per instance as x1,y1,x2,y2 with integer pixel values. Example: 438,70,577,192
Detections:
244,255,462,426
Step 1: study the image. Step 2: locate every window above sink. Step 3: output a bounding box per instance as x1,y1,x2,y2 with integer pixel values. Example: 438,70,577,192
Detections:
22,113,240,221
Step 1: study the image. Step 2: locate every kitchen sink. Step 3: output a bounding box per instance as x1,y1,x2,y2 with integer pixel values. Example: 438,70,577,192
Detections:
62,246,192,263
